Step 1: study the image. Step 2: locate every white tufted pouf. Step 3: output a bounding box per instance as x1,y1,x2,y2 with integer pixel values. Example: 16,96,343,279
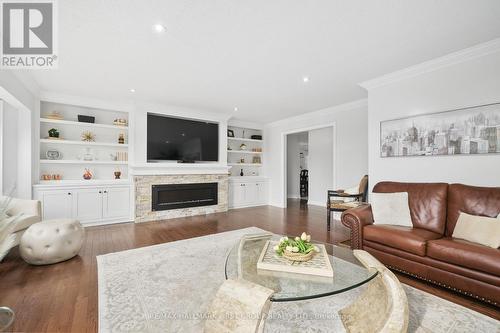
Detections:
19,219,84,265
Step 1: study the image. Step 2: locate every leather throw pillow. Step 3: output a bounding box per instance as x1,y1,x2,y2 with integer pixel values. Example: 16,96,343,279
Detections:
370,192,412,227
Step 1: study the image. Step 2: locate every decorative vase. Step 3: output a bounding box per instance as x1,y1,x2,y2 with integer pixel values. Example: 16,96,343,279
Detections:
240,169,244,176
83,168,93,180
114,171,121,179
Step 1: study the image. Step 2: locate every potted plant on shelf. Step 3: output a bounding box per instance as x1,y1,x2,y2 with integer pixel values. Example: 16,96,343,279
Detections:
48,128,60,139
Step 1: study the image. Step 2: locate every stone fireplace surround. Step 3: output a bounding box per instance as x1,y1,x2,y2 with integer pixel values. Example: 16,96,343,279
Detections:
134,173,228,223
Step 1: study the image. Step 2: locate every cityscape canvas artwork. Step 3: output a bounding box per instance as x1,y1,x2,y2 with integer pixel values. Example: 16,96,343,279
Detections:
380,103,500,157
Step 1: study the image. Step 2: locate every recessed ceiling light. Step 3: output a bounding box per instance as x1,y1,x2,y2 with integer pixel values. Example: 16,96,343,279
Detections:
234,107,238,112
302,76,310,83
129,88,136,93
153,24,166,33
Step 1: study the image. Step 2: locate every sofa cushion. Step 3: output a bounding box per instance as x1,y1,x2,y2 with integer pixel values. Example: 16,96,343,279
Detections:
370,192,412,227
363,225,442,256
446,184,500,236
373,182,448,234
427,238,500,276
452,212,500,248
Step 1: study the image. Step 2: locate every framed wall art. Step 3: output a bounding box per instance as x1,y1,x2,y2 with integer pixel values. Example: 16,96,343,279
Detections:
380,103,500,157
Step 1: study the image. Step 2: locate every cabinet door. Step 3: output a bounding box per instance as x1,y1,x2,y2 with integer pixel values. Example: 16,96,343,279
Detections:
255,182,268,205
244,182,258,205
72,188,103,222
41,190,73,220
103,187,130,219
229,183,245,208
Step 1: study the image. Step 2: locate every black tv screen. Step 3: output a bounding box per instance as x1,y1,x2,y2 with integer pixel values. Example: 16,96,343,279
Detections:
147,114,219,162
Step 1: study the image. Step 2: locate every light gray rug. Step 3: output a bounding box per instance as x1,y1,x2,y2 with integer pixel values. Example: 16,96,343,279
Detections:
97,227,499,332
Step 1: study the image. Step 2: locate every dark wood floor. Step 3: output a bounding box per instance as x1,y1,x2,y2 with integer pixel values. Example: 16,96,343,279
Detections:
0,200,498,332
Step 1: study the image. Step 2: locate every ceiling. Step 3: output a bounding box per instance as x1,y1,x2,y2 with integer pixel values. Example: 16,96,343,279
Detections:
29,0,500,122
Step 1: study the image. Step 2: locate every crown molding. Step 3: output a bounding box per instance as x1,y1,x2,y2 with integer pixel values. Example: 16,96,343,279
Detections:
359,38,500,90
40,90,135,113
227,118,265,130
266,98,367,128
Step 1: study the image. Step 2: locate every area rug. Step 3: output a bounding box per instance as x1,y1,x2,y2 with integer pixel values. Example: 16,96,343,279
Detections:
97,227,499,332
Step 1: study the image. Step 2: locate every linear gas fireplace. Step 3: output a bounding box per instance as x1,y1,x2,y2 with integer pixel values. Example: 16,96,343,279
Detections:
152,183,218,211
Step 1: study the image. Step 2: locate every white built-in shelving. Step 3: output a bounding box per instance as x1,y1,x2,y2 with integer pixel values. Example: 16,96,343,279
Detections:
40,118,129,130
227,124,263,177
40,138,128,148
39,100,130,183
227,150,261,154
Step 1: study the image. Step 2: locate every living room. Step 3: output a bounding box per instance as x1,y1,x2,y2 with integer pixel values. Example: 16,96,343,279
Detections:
0,1,499,332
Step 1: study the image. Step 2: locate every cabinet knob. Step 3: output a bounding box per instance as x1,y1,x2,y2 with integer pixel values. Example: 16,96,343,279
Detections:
67,192,71,195
99,191,102,194
104,190,108,193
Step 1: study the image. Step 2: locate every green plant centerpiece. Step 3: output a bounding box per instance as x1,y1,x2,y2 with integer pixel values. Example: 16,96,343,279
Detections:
274,232,319,262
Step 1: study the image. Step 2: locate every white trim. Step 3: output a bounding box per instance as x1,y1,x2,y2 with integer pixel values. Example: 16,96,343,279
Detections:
40,91,134,113
130,163,230,175
267,99,367,128
281,123,337,208
307,200,325,207
359,38,500,90
228,119,265,130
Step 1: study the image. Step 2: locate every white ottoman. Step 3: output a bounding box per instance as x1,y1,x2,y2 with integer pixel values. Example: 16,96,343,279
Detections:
19,219,84,265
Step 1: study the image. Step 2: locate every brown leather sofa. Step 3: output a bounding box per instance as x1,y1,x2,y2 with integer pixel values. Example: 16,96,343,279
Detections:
341,181,500,306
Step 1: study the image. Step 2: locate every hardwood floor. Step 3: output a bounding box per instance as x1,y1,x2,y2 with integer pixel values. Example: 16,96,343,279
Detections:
0,200,498,332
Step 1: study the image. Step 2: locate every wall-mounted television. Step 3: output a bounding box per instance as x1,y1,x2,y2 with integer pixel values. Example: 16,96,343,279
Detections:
147,113,219,162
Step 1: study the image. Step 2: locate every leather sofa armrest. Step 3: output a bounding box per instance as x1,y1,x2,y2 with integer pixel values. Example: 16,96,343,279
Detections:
341,204,374,250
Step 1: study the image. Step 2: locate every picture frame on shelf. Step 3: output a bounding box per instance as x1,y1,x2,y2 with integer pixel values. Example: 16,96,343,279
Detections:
227,129,234,137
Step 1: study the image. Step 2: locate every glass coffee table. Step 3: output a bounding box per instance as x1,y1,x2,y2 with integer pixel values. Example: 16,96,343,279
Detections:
225,233,377,302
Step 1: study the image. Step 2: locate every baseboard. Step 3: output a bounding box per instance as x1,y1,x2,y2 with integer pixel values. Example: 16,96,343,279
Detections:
307,200,326,207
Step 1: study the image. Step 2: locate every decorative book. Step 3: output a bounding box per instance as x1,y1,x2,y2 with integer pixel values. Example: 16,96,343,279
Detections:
257,240,333,278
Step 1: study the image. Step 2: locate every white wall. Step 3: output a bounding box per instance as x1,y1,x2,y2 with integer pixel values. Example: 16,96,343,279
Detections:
308,127,333,206
2,102,19,196
264,99,368,207
366,48,500,189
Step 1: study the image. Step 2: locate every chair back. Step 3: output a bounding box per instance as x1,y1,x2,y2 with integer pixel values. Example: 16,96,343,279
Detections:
358,175,369,202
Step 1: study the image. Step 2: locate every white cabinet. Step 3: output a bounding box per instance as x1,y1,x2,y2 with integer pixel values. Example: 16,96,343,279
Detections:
40,190,73,220
34,184,132,226
73,188,103,222
103,187,131,219
228,178,268,209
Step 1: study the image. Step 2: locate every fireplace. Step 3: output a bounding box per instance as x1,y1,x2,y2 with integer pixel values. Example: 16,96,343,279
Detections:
152,183,218,211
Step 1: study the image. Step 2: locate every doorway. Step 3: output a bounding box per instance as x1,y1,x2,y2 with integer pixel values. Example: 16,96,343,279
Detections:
284,124,335,208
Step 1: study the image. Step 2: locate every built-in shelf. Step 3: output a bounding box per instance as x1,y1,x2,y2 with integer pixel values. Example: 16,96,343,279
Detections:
40,159,128,165
227,137,263,143
34,179,131,186
40,138,128,148
227,150,262,154
40,118,129,131
228,163,262,167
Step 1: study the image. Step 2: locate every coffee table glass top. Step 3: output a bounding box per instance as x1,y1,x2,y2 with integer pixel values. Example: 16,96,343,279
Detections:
225,233,377,302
